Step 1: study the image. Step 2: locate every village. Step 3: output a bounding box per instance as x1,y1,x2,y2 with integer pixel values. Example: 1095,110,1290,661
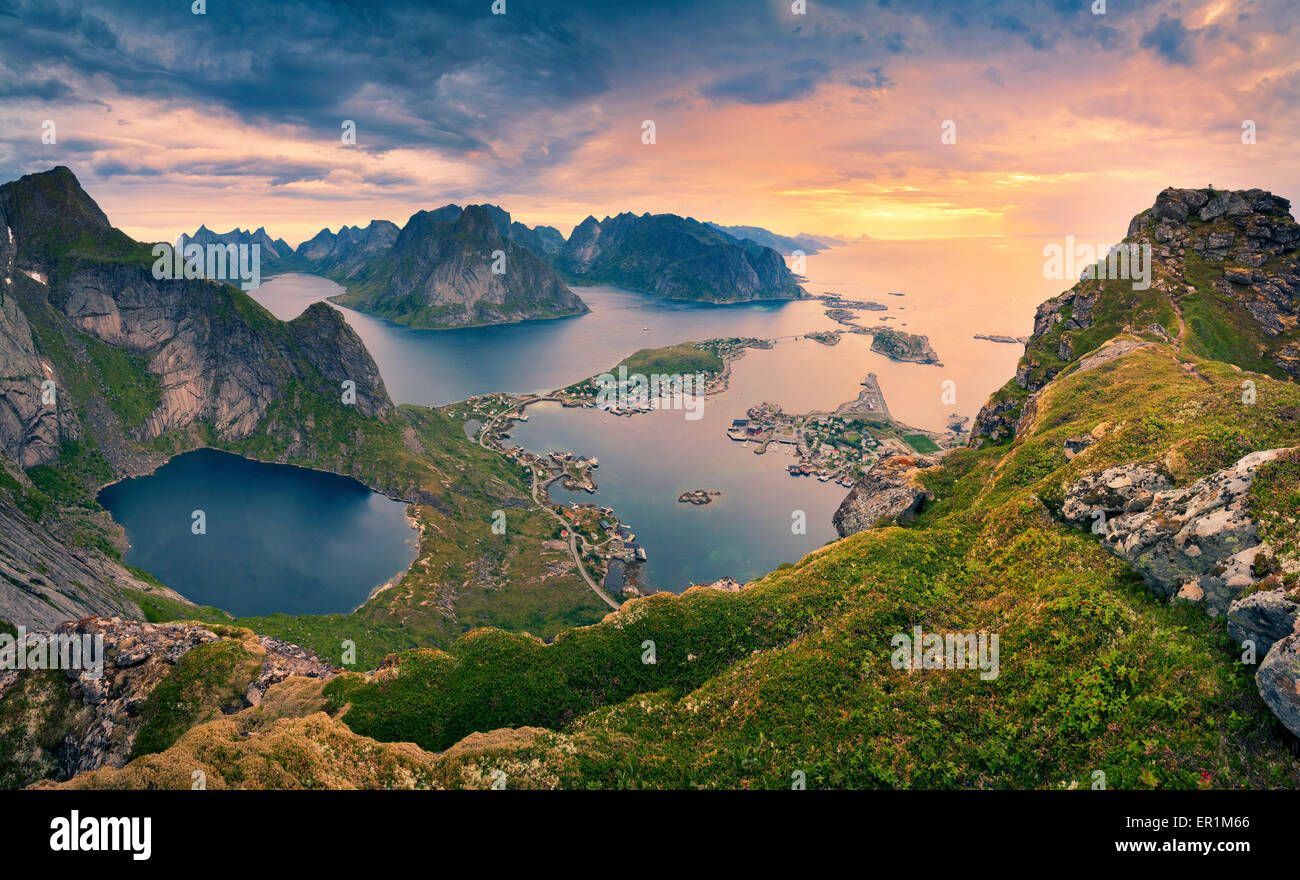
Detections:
445,392,650,599
552,336,774,414
442,351,963,602
725,373,958,484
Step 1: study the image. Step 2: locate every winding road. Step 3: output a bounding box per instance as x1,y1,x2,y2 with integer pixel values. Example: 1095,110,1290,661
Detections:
478,398,620,611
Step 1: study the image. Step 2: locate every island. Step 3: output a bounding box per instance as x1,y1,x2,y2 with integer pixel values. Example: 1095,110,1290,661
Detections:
820,293,888,311
726,373,957,486
805,330,842,346
556,337,773,412
678,489,722,505
975,333,1030,345
870,327,943,366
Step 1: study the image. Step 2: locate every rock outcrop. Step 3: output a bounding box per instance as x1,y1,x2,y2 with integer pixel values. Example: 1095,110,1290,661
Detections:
0,617,338,786
974,187,1300,443
1063,447,1300,738
832,454,940,538
1061,448,1291,616
1227,588,1300,656
1034,188,1298,391
556,211,806,303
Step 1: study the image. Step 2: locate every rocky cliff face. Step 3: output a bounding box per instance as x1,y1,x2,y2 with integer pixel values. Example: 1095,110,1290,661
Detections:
3,169,392,457
0,167,398,629
972,186,1300,444
0,456,167,628
0,272,66,468
556,211,807,303
53,261,391,443
331,204,588,329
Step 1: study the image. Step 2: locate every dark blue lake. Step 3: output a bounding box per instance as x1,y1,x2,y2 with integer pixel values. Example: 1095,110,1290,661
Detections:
98,448,417,617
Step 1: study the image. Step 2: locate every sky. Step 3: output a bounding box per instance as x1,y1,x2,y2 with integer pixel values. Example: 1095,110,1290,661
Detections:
0,0,1297,246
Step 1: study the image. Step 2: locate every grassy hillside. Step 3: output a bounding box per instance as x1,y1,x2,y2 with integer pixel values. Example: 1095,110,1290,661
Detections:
79,334,1295,790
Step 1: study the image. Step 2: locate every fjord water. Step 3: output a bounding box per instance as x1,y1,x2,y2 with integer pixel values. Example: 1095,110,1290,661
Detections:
97,448,417,617
249,239,1061,591
254,238,1061,430
253,273,846,406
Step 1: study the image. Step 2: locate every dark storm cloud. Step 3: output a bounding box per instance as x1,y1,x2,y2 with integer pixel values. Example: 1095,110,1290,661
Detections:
0,0,1168,187
0,0,614,154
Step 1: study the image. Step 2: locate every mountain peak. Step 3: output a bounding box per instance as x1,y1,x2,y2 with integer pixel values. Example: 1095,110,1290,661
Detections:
0,165,122,270
455,204,503,241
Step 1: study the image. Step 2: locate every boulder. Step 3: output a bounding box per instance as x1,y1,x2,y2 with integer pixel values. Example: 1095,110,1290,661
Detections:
1257,632,1300,737
1227,588,1300,655
832,454,940,537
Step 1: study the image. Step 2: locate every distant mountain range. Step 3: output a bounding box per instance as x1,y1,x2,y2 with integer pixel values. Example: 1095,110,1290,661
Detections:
295,220,400,280
555,212,806,303
181,224,294,262
704,223,837,255
185,211,813,327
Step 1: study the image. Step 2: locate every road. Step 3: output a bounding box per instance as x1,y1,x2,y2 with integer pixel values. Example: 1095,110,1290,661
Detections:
475,396,623,610
527,461,620,610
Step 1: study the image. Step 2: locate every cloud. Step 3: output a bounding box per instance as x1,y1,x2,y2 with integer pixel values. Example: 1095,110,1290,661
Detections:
0,0,1295,248
849,67,894,90
1140,15,1196,65
700,59,833,105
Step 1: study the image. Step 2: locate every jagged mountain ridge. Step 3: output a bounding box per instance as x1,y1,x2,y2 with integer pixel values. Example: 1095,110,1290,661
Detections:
291,220,400,280
182,224,294,263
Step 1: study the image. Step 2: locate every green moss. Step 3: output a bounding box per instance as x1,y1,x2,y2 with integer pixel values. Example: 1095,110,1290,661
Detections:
0,671,81,789
122,588,234,626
